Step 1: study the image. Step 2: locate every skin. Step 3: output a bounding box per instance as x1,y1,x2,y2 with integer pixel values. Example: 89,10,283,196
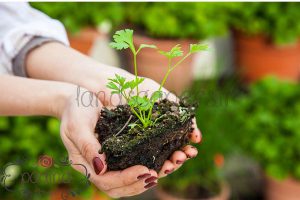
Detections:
1,42,202,198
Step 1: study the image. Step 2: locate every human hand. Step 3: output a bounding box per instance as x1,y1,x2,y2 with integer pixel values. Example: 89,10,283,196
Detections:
59,87,158,198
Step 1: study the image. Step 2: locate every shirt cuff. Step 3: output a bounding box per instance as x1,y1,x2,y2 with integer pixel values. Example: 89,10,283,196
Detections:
12,36,60,77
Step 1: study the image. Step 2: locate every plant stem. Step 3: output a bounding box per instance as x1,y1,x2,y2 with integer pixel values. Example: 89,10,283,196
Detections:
170,53,191,71
133,53,139,96
158,57,172,91
131,107,147,127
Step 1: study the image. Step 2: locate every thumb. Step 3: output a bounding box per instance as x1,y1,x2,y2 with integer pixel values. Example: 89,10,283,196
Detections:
71,130,107,175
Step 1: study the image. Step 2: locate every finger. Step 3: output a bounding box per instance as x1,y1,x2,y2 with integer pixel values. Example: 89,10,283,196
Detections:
69,154,95,178
68,130,107,175
170,150,187,170
106,170,158,198
189,118,202,143
93,165,153,191
182,145,198,159
158,160,175,178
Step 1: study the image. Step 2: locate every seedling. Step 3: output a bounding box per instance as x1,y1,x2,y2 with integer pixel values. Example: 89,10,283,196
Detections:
108,29,208,128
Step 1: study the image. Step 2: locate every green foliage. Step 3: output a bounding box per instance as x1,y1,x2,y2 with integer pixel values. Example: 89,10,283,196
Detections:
108,29,207,128
0,117,92,200
160,79,239,196
30,2,125,33
227,77,300,180
125,2,229,39
228,2,300,44
110,29,134,51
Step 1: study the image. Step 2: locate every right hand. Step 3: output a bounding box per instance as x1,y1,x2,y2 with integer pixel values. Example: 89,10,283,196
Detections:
59,87,158,198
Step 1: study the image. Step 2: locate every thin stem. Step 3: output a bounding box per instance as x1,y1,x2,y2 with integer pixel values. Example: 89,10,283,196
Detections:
131,107,146,127
115,115,133,136
170,53,191,71
133,53,139,96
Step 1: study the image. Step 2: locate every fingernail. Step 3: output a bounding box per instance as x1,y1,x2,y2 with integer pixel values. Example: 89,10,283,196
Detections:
164,169,174,174
93,157,104,175
145,176,157,184
176,160,185,165
137,173,151,180
144,182,157,189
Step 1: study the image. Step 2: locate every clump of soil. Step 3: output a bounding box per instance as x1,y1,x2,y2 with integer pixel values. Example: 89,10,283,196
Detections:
95,99,195,172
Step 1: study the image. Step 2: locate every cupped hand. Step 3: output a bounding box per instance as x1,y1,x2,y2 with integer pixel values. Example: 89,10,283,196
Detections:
59,87,158,198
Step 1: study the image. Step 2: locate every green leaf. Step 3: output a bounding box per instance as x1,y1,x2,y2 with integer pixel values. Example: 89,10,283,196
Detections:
107,82,119,91
189,43,208,53
158,44,183,59
115,74,126,86
110,29,135,52
137,44,157,53
151,91,163,102
128,96,151,111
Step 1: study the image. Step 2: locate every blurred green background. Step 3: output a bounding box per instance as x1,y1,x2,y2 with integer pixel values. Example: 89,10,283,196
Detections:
1,2,300,200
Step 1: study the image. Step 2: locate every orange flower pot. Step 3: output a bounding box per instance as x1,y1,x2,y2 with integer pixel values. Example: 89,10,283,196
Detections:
126,34,196,95
233,31,300,83
68,28,102,55
266,177,300,200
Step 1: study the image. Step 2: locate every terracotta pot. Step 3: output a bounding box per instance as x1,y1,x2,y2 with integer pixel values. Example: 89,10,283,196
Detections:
233,30,300,83
266,176,300,200
50,186,81,200
50,186,110,200
68,28,102,55
156,183,230,200
126,34,196,95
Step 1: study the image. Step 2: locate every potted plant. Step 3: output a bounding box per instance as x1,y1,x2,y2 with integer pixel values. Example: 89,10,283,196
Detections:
120,2,228,94
229,2,300,83
0,116,102,200
228,77,300,200
31,2,125,55
154,79,237,200
95,29,207,172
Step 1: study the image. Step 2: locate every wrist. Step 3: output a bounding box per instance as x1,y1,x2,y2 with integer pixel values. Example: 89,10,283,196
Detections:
49,83,76,119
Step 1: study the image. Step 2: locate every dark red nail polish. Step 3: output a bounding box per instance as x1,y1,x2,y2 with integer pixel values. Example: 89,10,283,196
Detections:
137,173,151,180
144,182,157,189
164,169,174,174
176,160,184,165
145,176,157,184
93,157,104,175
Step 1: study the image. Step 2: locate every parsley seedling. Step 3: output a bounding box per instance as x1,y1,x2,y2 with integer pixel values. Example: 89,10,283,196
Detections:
108,29,208,128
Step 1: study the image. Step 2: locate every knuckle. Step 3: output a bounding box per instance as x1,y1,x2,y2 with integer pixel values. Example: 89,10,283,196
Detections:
80,141,94,159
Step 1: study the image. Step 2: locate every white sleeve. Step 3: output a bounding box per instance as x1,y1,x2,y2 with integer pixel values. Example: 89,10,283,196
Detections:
0,2,69,75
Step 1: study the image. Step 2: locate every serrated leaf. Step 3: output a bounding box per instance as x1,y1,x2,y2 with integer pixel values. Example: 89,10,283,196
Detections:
106,82,119,91
115,74,126,86
158,44,183,59
110,29,135,52
151,91,163,102
140,44,157,49
137,44,157,53
189,43,208,53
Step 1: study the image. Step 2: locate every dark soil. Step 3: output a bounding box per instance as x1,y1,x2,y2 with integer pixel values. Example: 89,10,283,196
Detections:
95,99,195,172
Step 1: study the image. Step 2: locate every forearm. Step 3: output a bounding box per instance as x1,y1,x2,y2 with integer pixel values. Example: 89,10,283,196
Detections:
0,75,74,118
26,42,130,93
